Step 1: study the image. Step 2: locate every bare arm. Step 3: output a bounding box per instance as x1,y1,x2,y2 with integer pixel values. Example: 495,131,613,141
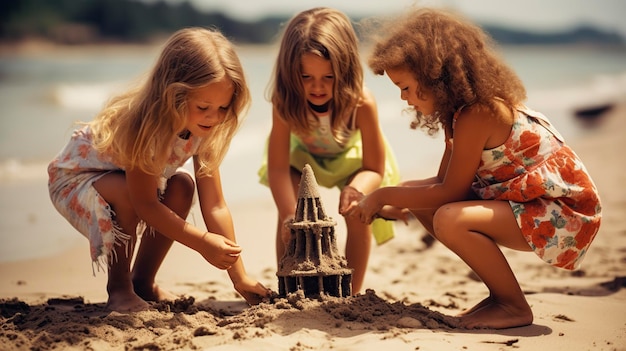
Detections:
125,166,240,270
194,157,270,303
350,106,495,223
267,107,298,224
339,90,385,214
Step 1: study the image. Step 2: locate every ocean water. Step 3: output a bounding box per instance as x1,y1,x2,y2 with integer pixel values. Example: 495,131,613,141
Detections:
1,44,625,262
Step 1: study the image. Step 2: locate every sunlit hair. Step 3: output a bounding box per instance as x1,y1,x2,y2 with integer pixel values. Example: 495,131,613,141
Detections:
89,27,250,177
268,7,364,142
368,7,526,135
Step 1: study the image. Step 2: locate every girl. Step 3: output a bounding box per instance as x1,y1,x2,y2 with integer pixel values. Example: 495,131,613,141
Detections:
48,27,270,312
257,7,403,294
348,8,602,329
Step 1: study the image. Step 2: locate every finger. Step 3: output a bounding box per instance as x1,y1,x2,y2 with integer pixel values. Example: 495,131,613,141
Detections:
343,206,357,217
223,237,240,247
341,200,359,215
225,254,239,264
224,244,243,255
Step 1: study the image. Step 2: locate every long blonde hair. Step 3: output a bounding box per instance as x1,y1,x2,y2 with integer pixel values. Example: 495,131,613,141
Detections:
269,7,363,141
368,7,526,135
89,27,250,177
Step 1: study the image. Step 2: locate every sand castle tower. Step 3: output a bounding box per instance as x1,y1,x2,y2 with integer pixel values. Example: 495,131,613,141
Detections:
276,164,353,298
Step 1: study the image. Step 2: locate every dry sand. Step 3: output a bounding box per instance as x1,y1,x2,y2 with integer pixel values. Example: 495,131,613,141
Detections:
1,104,625,350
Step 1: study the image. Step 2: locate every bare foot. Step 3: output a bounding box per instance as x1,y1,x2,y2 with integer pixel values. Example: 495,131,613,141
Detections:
457,296,493,316
459,299,533,329
106,291,150,313
134,281,178,302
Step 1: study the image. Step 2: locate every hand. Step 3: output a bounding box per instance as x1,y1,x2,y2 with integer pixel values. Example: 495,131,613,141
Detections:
199,232,242,270
376,205,413,225
346,191,383,225
339,185,364,216
232,275,274,305
280,216,294,245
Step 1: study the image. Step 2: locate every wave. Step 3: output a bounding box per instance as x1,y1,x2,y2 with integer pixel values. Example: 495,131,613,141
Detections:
527,71,626,112
50,81,125,110
0,159,49,183
6,71,624,186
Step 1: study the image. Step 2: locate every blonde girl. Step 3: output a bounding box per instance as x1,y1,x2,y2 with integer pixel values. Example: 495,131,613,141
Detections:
349,8,602,329
48,27,270,312
258,7,403,294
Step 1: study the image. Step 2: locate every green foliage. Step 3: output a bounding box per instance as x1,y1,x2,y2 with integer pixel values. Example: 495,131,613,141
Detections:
0,0,285,44
0,0,623,45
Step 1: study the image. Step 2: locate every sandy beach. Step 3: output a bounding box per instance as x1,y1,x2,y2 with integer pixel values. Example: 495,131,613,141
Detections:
1,96,625,350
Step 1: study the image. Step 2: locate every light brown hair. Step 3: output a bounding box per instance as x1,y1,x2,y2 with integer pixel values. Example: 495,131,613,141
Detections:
269,7,363,141
89,27,250,176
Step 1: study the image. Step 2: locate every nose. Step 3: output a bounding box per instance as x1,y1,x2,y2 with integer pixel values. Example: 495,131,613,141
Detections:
312,78,325,90
204,109,224,124
400,90,408,101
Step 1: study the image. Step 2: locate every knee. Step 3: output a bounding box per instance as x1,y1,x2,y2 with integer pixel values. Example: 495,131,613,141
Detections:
344,217,371,240
432,204,462,244
166,173,195,201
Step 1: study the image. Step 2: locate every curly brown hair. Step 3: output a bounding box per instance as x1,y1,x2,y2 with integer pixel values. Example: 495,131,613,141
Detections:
367,7,526,134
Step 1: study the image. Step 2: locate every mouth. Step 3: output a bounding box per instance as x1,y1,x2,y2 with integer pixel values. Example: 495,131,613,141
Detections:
310,93,327,99
198,124,212,131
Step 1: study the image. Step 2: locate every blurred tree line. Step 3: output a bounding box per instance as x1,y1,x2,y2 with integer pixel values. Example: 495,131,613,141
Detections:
0,0,285,44
1,0,623,45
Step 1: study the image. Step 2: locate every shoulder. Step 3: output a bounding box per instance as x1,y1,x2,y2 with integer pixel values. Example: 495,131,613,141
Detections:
456,100,514,126
454,100,515,147
358,87,377,108
354,88,377,121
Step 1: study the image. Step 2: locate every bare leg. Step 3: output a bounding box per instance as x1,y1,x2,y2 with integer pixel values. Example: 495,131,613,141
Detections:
409,208,436,235
93,172,149,312
275,216,286,267
345,216,371,294
407,208,439,248
275,167,302,267
132,173,195,302
433,200,533,329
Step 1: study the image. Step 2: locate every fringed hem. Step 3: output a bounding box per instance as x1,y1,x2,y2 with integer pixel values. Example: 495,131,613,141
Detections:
91,218,132,276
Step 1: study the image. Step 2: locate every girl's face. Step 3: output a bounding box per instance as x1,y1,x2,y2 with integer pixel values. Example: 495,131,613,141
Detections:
185,78,234,137
385,67,435,116
300,52,334,107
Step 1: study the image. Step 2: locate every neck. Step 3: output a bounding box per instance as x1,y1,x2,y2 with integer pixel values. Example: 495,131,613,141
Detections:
178,129,191,140
308,101,330,114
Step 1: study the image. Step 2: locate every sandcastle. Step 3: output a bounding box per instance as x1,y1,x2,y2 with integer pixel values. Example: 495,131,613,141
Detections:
276,164,353,298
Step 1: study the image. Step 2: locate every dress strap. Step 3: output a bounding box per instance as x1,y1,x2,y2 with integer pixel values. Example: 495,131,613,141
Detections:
516,104,565,142
451,104,467,132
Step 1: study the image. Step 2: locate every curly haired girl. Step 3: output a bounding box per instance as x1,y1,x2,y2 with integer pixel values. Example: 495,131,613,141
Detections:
348,8,602,329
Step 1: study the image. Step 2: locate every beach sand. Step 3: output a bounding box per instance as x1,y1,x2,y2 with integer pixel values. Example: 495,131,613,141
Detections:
1,103,625,351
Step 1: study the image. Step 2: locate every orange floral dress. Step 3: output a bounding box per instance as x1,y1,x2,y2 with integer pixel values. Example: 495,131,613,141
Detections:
467,105,602,270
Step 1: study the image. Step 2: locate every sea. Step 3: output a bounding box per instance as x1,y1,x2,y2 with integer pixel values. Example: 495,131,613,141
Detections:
1,43,626,263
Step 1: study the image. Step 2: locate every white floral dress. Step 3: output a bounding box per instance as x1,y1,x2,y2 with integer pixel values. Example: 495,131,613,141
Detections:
48,125,201,267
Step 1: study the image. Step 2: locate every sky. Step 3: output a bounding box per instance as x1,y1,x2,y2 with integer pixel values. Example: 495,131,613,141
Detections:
169,0,626,37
